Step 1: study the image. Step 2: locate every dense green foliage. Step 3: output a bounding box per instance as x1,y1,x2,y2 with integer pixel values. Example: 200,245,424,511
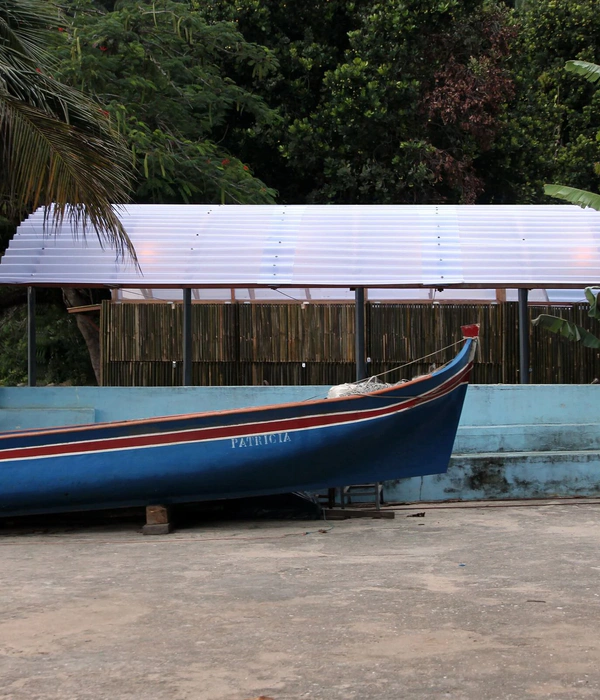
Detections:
542,60,600,211
201,0,371,202
502,0,600,202
54,0,278,204
0,295,95,385
206,0,516,204
41,0,600,208
288,1,514,204
532,58,600,348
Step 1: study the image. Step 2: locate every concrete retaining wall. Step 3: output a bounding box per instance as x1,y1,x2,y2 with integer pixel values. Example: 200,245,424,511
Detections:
1,384,598,502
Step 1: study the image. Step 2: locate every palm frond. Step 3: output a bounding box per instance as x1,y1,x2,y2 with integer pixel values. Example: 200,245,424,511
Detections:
544,184,600,212
1,56,119,141
0,0,59,71
0,91,134,258
564,60,600,85
0,0,135,259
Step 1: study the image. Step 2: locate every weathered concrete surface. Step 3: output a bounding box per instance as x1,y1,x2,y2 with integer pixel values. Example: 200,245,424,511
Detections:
2,501,600,699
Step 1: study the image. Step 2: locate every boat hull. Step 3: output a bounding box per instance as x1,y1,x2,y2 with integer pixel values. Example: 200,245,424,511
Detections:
0,339,475,517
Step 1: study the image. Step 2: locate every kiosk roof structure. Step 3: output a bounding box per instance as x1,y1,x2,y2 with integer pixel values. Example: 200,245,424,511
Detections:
1,204,598,294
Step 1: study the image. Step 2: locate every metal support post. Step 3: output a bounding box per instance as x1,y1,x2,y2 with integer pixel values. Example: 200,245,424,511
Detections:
183,288,192,386
27,286,36,387
355,287,366,381
518,288,530,385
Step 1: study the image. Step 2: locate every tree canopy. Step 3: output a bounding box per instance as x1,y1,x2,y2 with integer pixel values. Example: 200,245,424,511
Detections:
501,0,600,203
54,0,279,204
206,0,516,204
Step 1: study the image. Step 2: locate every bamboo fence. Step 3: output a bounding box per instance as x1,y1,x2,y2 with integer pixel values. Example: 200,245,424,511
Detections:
100,301,600,386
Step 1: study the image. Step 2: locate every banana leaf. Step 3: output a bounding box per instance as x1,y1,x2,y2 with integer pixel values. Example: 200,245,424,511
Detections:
544,185,600,211
585,287,600,320
532,314,600,348
565,60,600,85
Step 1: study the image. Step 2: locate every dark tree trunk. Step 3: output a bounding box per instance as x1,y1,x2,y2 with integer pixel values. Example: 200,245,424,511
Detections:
62,288,102,384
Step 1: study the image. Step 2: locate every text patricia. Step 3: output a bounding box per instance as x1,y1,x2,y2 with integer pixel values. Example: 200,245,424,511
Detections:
231,432,292,448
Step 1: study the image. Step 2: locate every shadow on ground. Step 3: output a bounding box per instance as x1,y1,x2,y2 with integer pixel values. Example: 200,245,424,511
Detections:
0,492,322,535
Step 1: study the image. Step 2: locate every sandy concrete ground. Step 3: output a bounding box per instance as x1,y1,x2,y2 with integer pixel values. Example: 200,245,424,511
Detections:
1,501,600,700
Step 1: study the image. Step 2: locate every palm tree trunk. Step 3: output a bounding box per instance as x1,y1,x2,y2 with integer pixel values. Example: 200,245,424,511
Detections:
62,288,101,384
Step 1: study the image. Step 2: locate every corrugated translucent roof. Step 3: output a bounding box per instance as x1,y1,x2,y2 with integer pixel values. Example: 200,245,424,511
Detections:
117,287,588,303
1,204,600,288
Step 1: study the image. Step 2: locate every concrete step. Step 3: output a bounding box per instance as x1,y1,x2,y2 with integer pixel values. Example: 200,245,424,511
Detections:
454,423,600,454
385,449,600,503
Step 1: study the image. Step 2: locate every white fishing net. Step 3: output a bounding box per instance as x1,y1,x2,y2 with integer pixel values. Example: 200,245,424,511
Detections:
327,377,407,398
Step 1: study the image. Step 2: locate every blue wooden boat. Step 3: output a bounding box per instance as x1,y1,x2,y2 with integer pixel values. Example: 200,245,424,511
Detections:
0,329,478,517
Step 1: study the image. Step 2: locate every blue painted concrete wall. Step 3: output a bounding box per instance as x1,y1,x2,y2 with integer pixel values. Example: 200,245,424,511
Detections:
0,385,329,429
391,385,600,502
1,384,598,502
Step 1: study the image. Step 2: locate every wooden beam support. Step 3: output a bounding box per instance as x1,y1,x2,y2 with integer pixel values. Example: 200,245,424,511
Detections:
66,304,102,314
